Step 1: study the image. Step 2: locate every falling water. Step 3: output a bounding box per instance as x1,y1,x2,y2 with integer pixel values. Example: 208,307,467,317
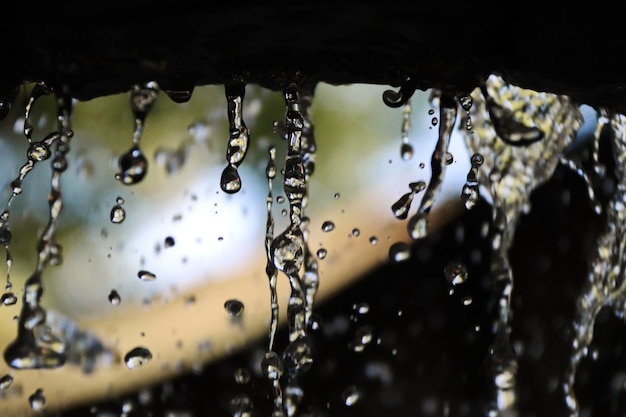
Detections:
400,100,414,160
564,112,626,416
116,81,159,185
458,74,583,415
2,71,625,417
3,84,75,370
220,81,250,194
405,93,458,240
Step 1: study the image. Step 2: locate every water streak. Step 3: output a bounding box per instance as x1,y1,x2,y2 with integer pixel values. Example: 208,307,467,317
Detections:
564,112,625,417
4,85,76,370
460,74,582,415
407,93,458,240
220,82,250,194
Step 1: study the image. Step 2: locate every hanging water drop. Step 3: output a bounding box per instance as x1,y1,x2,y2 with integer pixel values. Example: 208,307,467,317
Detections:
220,164,242,194
124,346,152,369
116,146,148,185
220,82,250,194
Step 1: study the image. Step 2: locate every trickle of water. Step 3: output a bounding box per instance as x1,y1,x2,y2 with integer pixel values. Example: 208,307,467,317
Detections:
108,290,121,306
461,153,484,210
4,87,74,371
124,346,152,369
458,74,583,415
23,82,52,142
137,270,157,282
28,388,46,411
407,93,458,240
0,373,13,390
116,81,159,185
220,82,250,194
224,299,245,318
391,181,426,220
400,101,414,160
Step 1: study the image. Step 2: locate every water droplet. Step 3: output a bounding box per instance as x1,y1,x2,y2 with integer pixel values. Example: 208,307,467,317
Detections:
108,289,121,305
228,394,253,417
137,270,156,281
234,367,251,384
353,302,370,315
224,299,244,318
29,388,45,411
351,228,360,237
261,351,283,380
220,164,242,194
342,385,361,406
164,236,175,248
124,346,152,369
316,248,327,260
0,374,13,390
110,203,126,224
369,236,379,246
27,141,50,162
282,337,313,376
1,291,17,305
444,261,468,286
321,220,335,232
389,242,411,262
116,146,148,185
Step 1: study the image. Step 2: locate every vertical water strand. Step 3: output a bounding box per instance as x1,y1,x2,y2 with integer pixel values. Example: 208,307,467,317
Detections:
23,81,53,142
461,153,484,210
460,74,583,416
400,100,414,160
563,112,625,417
271,83,307,344
486,204,519,416
265,145,279,352
3,86,74,370
590,108,609,177
298,80,319,327
407,93,458,240
1,83,56,306
116,81,158,185
220,81,250,194
267,83,313,417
